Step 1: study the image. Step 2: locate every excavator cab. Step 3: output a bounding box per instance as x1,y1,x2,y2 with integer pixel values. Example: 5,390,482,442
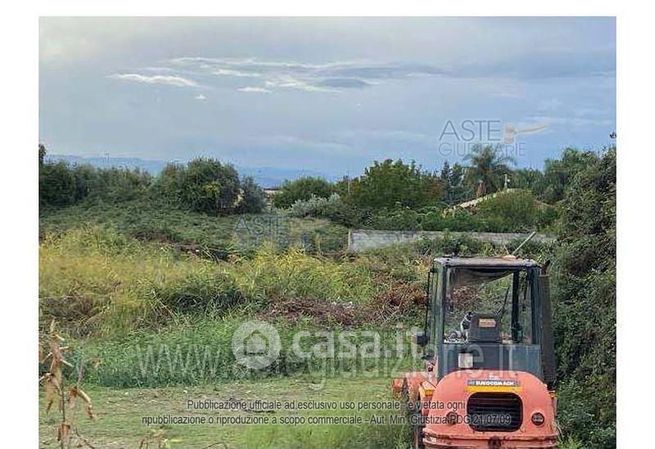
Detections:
394,256,558,449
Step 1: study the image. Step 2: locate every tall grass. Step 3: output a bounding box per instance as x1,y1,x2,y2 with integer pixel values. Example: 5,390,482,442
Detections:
40,228,379,335
67,316,422,388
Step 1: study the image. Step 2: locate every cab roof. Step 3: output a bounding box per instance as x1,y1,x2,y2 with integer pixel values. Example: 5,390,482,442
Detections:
433,256,539,269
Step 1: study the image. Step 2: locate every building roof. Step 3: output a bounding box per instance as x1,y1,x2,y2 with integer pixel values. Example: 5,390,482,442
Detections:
433,256,539,268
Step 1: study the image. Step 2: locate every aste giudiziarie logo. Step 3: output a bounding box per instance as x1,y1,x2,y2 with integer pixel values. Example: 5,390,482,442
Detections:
437,119,547,159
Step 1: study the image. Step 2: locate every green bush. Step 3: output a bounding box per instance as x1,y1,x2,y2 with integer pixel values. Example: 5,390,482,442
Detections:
39,144,153,208
287,194,364,228
289,193,342,218
551,147,615,449
413,190,559,233
539,148,600,203
273,177,334,209
415,233,492,256
238,176,267,213
367,208,421,231
154,159,267,215
40,161,76,207
346,159,442,210
476,189,541,231
187,158,240,214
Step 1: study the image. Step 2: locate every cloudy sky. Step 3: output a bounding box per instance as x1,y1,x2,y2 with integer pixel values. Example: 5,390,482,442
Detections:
40,17,615,177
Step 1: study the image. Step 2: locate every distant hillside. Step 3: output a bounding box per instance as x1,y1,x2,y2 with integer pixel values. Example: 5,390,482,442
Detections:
45,154,333,188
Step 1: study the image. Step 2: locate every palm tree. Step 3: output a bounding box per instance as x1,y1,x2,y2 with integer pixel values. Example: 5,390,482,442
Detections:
464,144,515,196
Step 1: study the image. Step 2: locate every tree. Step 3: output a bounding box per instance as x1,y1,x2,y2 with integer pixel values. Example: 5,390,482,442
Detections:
179,159,241,215
238,176,267,213
156,158,265,215
539,148,599,203
347,159,442,210
40,161,76,207
510,168,545,195
464,144,515,195
439,161,451,183
440,161,470,205
273,177,333,209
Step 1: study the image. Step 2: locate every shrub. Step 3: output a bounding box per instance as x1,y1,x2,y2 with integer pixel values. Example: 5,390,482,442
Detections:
91,166,152,202
475,189,540,231
40,161,76,207
40,161,152,208
180,158,241,214
237,176,267,213
551,147,615,448
415,233,492,256
367,208,421,231
346,159,442,210
287,194,364,228
273,177,334,209
39,229,374,333
155,158,266,215
539,148,600,203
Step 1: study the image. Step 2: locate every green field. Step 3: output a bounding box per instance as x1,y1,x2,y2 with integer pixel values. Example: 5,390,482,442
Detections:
40,199,349,257
39,377,409,449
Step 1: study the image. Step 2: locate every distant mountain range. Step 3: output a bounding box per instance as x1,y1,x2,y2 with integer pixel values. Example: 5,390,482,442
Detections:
45,154,335,188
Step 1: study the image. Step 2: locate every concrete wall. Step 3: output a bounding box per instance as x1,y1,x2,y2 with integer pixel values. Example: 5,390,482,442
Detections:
347,229,555,252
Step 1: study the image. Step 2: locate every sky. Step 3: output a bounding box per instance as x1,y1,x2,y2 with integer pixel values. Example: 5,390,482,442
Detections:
39,17,616,177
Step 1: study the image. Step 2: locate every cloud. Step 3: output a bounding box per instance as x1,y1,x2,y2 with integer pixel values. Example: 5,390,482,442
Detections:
169,57,444,93
109,73,198,87
136,53,614,96
320,62,445,79
238,86,272,93
526,114,614,129
317,78,371,89
264,76,335,92
250,135,354,156
214,68,262,78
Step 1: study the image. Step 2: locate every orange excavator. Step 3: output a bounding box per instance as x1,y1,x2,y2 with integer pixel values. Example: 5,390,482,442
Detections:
393,256,558,449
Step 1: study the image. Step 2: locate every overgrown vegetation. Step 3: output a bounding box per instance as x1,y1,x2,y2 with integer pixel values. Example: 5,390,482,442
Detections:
40,147,266,215
340,159,442,210
551,148,616,449
154,159,266,215
273,176,334,209
38,143,616,449
272,146,575,232
40,198,349,256
39,228,376,335
41,143,596,234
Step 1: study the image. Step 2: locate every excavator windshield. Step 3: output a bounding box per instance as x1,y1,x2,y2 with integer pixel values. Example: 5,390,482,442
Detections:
421,257,551,381
443,267,533,345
